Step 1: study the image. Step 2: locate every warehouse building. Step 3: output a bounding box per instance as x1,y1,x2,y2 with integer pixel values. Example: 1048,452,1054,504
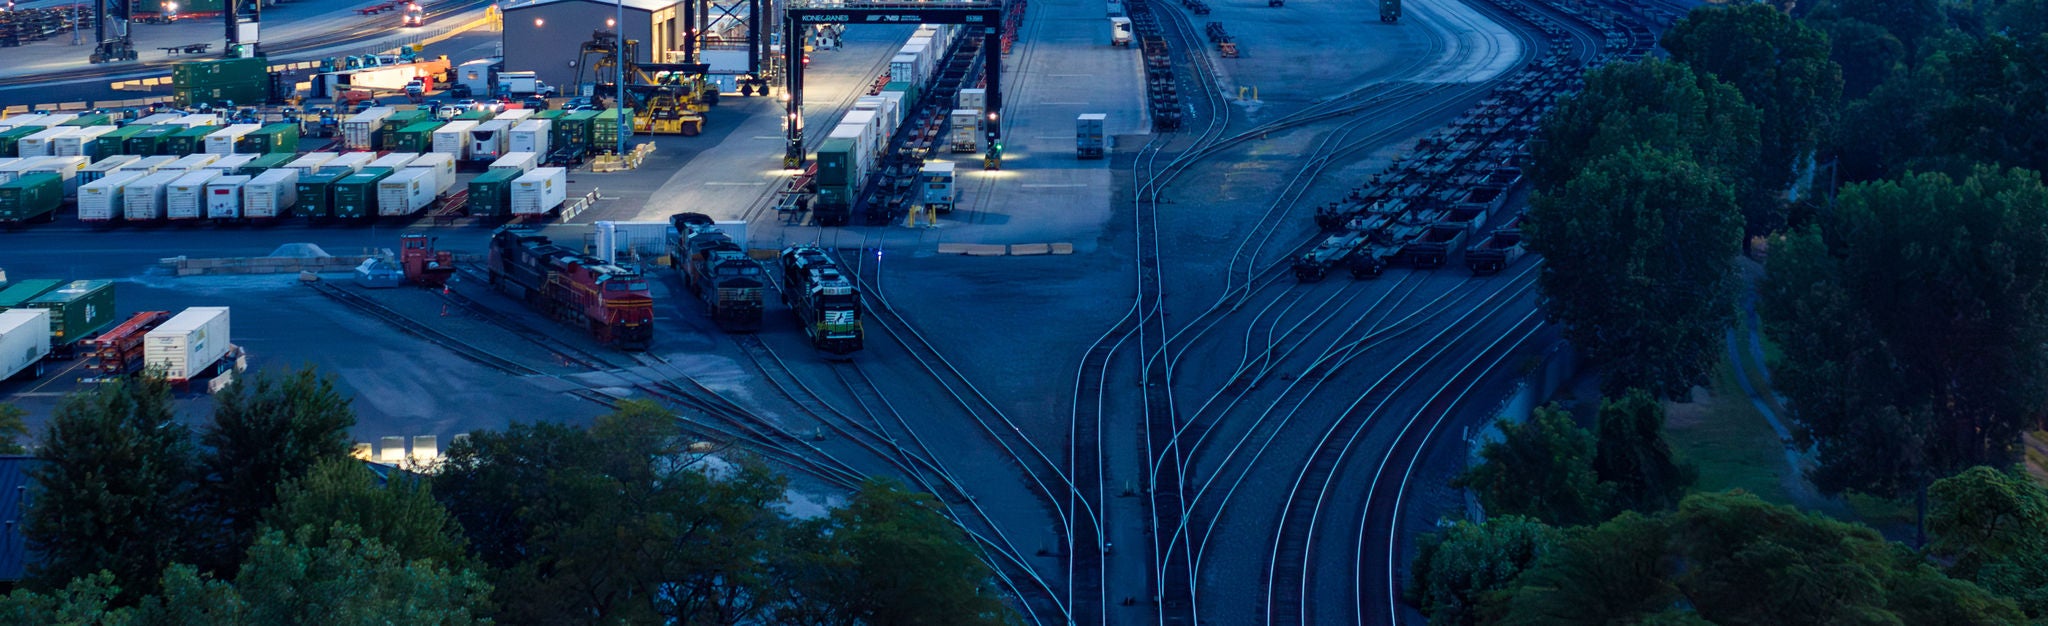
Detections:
499,0,683,94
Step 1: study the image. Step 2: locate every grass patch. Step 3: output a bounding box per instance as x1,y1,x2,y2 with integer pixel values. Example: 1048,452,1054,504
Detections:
1663,357,1796,506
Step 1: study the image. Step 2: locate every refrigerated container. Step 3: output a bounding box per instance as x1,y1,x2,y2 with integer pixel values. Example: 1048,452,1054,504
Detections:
332,168,393,219
116,155,178,174
510,167,567,216
465,168,518,217
165,169,222,220
238,152,295,176
17,127,76,157
1077,113,1106,159
123,170,183,221
0,126,42,157
0,309,52,381
404,152,455,196
205,175,250,220
202,124,262,154
341,107,394,150
168,114,222,128
165,152,220,171
320,151,375,173
509,119,550,156
91,125,150,159
23,156,87,197
375,168,434,216
468,119,512,162
200,153,256,173
281,152,336,177
949,109,980,152
369,152,417,169
0,157,50,185
431,120,478,160
145,307,231,382
130,113,183,126
53,126,115,159
489,152,538,174
242,168,299,219
78,171,145,223
81,155,141,184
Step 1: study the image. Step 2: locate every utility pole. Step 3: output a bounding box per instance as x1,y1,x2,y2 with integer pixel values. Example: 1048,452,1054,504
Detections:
615,0,627,156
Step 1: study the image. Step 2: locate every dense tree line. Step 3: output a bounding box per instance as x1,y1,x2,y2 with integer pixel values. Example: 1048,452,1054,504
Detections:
1437,0,2048,620
0,372,1015,625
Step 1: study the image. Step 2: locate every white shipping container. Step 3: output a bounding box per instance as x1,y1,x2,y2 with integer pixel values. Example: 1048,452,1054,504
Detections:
950,110,980,152
54,126,115,159
145,307,231,382
1077,113,1107,158
509,120,550,155
201,153,257,173
510,167,567,215
921,161,955,209
165,169,221,220
495,109,535,124
828,125,871,169
890,53,921,87
878,91,908,126
24,156,88,197
0,309,52,380
29,113,77,126
0,114,46,130
592,220,672,264
205,175,251,220
0,157,50,185
958,88,987,111
81,154,141,184
131,113,183,126
842,110,881,154
123,170,183,221
77,171,145,222
404,152,456,195
322,151,376,173
116,155,178,174
241,168,299,219
281,152,336,177
432,120,478,159
341,107,394,150
17,127,77,157
203,124,262,155
468,119,512,162
170,114,221,128
489,152,539,174
375,168,435,215
166,153,220,170
369,152,417,169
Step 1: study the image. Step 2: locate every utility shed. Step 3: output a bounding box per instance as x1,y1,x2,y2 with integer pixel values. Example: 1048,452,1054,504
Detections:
500,0,682,93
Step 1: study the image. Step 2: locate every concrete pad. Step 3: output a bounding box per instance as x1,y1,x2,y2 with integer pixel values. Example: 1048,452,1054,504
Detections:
1009,243,1051,256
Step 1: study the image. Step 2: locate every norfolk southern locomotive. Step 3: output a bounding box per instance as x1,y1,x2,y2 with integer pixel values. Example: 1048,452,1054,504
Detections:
487,227,655,350
669,213,764,332
778,245,863,356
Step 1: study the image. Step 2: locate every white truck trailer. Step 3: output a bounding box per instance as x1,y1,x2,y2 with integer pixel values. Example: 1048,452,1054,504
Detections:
0,309,53,381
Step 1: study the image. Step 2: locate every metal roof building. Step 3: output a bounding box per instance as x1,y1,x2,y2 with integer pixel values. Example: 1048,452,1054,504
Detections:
0,456,37,586
500,0,686,94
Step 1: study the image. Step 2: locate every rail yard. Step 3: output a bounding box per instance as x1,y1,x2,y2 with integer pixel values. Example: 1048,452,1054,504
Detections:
0,0,1700,619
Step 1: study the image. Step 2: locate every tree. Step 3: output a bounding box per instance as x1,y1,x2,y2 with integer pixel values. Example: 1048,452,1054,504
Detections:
1803,0,1946,54
1814,17,1906,99
26,377,198,604
1407,516,1558,626
1454,405,1610,526
1527,59,1761,197
196,367,357,573
1663,3,1842,235
1592,390,1695,514
1525,147,1743,396
779,478,1012,626
0,404,28,455
0,572,131,625
231,525,490,626
1496,492,2025,624
1929,466,2048,617
265,457,470,568
1760,168,2048,501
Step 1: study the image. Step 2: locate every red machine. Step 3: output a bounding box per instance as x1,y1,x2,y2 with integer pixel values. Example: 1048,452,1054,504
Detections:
486,227,654,350
85,311,171,377
401,233,456,288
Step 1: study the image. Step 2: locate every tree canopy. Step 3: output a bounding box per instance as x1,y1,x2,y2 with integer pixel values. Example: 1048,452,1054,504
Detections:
1408,516,1557,626
196,367,358,574
1527,59,1761,198
1760,167,2048,498
1455,405,1610,526
1592,390,1696,514
1525,147,1742,396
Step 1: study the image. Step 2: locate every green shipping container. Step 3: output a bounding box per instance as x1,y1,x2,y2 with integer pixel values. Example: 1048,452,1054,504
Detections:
592,108,633,150
138,0,224,15
164,125,219,156
174,82,267,108
393,121,440,153
293,168,350,218
0,126,42,158
0,279,63,310
237,123,300,154
94,125,150,157
25,280,117,348
332,167,392,219
173,57,267,87
534,110,565,121
553,110,598,154
454,109,493,121
815,137,856,187
0,173,63,223
60,114,113,127
375,110,430,151
465,169,520,217
239,152,296,175
882,81,919,110
125,125,180,155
